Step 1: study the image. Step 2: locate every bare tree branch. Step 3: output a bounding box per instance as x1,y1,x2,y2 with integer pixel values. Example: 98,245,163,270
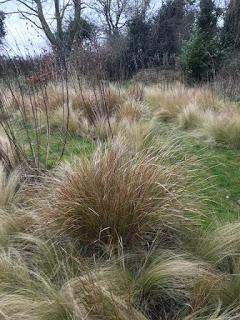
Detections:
0,0,12,4
5,0,83,59
88,0,147,37
17,0,38,13
18,11,42,29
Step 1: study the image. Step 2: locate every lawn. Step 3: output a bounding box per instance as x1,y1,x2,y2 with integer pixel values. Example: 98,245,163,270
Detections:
156,121,240,224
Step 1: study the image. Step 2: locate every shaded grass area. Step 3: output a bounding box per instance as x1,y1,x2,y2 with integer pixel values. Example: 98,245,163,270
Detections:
50,132,95,167
156,122,240,224
20,125,95,169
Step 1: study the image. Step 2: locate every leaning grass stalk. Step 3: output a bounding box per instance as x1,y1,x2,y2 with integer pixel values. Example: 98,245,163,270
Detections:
58,60,70,163
40,84,51,169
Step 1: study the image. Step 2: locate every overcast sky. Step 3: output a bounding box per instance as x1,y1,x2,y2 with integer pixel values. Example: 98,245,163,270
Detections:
1,0,224,57
1,0,53,56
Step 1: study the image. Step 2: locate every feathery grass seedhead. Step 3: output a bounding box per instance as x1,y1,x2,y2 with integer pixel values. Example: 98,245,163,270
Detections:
0,210,33,248
183,304,240,320
0,238,147,320
144,83,190,120
116,99,146,122
63,269,147,320
190,222,240,269
134,250,218,318
0,164,21,209
0,131,20,172
127,82,144,101
203,113,240,148
71,85,126,124
143,83,240,150
178,104,207,130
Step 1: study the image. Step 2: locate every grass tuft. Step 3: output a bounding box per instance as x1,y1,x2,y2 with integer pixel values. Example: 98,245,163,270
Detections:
203,113,240,148
38,140,192,249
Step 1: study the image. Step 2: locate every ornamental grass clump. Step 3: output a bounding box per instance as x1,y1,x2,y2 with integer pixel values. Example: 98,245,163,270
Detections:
39,140,193,249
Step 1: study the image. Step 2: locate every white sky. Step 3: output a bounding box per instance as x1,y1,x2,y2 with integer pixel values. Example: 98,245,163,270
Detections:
1,0,55,56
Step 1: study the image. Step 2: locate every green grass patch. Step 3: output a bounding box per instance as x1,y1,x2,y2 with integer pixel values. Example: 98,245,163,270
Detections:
16,123,95,169
156,122,240,224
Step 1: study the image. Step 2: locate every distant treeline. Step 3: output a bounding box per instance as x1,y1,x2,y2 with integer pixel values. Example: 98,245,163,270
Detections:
1,0,240,83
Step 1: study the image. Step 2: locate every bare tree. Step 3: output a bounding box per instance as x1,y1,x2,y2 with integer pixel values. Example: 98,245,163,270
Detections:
89,0,152,38
89,0,129,37
127,0,151,16
2,0,83,61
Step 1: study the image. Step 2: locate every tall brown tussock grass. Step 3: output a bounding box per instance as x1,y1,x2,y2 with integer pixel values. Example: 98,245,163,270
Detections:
144,83,230,118
181,221,240,313
144,83,189,120
203,112,240,148
70,85,126,124
192,222,240,268
1,80,148,150
183,305,240,320
6,79,240,149
143,82,240,149
127,82,144,100
0,237,147,320
25,83,139,141
8,84,65,113
29,84,66,111
116,121,157,154
0,130,20,171
38,140,192,249
116,99,146,122
133,251,218,317
0,165,21,209
177,104,208,130
0,210,32,247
